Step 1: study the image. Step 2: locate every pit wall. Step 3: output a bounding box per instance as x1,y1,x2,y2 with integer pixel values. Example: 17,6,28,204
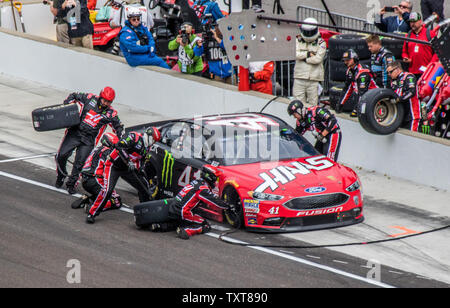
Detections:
0,28,449,191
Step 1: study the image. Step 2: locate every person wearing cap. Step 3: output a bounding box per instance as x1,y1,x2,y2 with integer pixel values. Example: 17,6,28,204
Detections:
119,7,170,68
387,61,421,132
168,22,204,75
402,11,438,78
337,49,379,117
287,100,342,161
110,0,154,30
293,17,327,105
55,87,124,195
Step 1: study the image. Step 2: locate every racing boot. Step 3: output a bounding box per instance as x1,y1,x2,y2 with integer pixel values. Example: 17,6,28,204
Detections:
86,214,96,224
66,184,77,195
55,174,65,189
176,227,190,240
202,222,211,234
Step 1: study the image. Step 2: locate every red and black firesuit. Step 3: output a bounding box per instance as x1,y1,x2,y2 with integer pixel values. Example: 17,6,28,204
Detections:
85,131,151,224
56,90,123,193
295,105,342,162
168,168,229,239
391,71,421,132
338,63,379,114
79,134,122,213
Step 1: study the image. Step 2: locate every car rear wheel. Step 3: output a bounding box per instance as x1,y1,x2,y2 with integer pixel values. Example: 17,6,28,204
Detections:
222,186,244,229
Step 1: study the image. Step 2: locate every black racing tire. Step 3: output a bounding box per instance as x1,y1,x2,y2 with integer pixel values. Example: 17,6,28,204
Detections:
329,59,371,82
222,186,244,229
357,88,405,135
32,103,81,132
329,85,358,112
133,199,173,229
328,33,371,61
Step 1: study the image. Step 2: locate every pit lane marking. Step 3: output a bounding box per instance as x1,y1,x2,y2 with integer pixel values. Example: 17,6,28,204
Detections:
0,153,57,163
0,170,396,288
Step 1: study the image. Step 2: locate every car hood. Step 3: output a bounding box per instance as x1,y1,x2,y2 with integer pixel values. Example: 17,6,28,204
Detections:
218,155,358,197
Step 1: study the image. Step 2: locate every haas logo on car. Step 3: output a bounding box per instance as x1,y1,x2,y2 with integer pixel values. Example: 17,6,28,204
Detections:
255,156,334,193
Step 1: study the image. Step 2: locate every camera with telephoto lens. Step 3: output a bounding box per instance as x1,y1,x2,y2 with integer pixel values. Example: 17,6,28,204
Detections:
201,14,217,41
180,24,190,45
139,33,149,46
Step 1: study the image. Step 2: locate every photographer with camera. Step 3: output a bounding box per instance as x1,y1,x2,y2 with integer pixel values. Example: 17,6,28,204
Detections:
375,1,412,33
194,18,232,83
119,7,170,68
168,22,204,75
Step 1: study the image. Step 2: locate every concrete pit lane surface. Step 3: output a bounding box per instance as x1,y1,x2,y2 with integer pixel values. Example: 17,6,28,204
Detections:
0,74,449,288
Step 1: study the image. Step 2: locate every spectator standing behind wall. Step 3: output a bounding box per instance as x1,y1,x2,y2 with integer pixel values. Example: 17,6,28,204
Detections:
168,22,204,76
110,0,154,30
421,0,445,22
49,0,70,43
402,12,438,78
56,0,94,49
374,0,412,33
293,17,326,106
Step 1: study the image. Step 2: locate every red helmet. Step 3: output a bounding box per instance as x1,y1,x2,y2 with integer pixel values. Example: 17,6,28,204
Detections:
100,87,116,102
143,126,161,148
101,132,119,148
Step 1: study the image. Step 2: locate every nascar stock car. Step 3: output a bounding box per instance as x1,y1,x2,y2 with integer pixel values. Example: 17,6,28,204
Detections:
129,112,364,233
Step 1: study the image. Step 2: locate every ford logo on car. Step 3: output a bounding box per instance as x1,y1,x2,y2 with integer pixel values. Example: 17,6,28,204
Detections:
305,187,326,194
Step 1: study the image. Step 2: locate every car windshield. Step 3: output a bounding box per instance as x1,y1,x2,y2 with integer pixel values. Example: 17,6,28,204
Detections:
205,126,318,166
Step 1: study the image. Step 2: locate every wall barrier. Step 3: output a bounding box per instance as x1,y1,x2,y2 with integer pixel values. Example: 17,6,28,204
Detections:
0,28,449,191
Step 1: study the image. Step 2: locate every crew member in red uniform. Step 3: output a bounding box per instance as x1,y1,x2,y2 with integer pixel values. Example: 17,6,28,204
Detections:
55,87,123,195
169,166,230,240
402,12,438,78
72,132,123,211
387,61,422,132
288,100,342,161
338,49,379,117
249,61,275,95
85,127,161,224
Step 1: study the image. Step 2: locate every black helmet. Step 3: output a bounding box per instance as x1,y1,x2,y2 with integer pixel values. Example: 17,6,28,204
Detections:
287,100,304,116
201,165,219,187
342,49,359,62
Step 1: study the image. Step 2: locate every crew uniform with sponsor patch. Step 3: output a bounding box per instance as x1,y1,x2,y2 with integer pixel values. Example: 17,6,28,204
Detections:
288,100,342,161
168,166,229,239
85,128,161,224
55,87,124,194
338,49,379,117
370,47,395,88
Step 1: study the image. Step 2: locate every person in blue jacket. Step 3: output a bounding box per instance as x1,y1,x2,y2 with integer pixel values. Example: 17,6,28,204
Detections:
191,0,224,22
195,26,232,82
119,7,170,69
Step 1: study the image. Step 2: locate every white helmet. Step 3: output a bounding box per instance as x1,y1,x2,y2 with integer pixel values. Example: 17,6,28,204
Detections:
300,17,320,42
126,6,142,19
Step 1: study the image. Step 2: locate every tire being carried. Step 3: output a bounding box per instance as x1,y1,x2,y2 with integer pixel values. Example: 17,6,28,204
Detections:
32,103,81,132
357,88,404,135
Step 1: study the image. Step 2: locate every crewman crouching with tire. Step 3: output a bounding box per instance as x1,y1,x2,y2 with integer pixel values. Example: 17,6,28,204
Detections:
387,61,421,132
155,166,230,240
288,100,342,162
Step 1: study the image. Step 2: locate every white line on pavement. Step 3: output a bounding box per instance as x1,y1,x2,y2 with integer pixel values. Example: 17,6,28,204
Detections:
0,170,395,288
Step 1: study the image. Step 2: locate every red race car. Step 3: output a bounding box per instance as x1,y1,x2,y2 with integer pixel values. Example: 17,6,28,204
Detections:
130,112,364,232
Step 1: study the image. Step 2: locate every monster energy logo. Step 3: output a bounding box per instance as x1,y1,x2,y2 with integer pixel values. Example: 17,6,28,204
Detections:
162,150,174,188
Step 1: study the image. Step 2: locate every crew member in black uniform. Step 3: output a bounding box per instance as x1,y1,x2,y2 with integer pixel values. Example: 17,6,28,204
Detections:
168,166,230,240
55,87,124,194
288,100,342,162
85,127,161,224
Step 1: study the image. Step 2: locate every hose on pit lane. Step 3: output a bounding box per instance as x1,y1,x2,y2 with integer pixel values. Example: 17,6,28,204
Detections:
217,225,450,249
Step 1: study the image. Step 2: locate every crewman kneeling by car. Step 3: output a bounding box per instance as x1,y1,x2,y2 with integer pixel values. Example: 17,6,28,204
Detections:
84,127,161,224
159,166,230,240
288,100,342,162
387,61,421,132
